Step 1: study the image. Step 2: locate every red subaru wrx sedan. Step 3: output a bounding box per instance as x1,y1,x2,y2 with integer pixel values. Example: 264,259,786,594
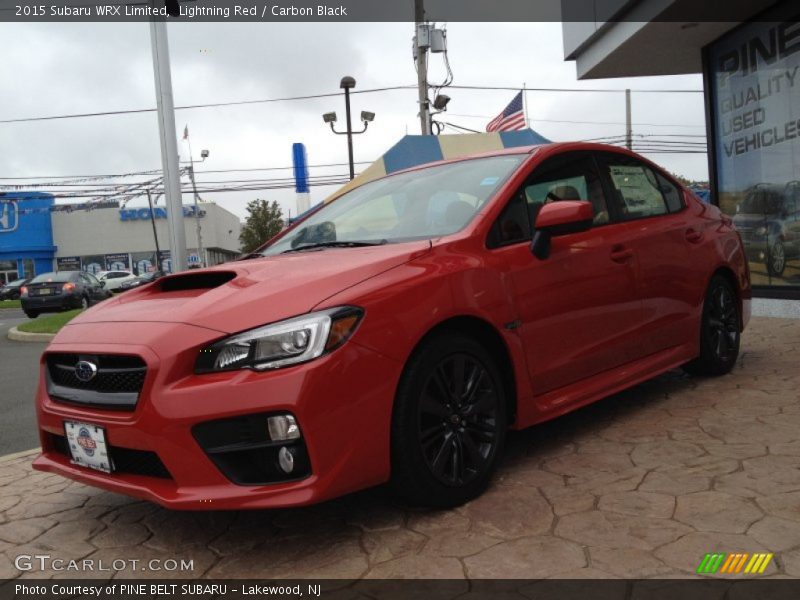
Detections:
33,143,751,509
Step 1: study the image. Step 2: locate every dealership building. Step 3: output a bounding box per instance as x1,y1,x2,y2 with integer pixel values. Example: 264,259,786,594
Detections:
0,191,242,285
564,0,799,297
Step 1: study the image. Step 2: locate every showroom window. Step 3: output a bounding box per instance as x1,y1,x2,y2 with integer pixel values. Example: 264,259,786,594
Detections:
706,11,800,289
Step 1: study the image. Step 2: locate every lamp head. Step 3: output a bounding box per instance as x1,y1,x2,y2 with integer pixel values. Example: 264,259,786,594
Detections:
322,112,338,124
340,76,356,89
200,149,210,159
360,111,375,123
433,94,451,111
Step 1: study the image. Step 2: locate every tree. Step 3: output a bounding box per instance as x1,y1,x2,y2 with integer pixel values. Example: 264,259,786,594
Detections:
239,199,284,253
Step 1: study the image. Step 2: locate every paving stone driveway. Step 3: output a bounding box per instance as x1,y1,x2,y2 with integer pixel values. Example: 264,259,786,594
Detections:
1,316,800,580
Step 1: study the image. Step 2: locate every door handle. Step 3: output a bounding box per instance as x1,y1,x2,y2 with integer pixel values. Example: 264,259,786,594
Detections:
610,245,634,263
685,228,703,243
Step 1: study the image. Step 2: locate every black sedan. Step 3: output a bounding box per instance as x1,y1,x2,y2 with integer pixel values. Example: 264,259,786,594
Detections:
20,271,111,318
0,278,30,301
117,270,164,291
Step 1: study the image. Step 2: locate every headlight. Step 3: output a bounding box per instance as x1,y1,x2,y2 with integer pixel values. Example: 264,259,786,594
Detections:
755,226,767,236
195,306,363,373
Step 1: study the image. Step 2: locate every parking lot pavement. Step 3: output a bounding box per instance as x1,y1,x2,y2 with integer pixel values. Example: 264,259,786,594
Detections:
1,316,800,580
0,309,45,455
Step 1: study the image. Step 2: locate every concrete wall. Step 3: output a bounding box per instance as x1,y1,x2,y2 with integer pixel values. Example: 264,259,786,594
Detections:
52,202,241,257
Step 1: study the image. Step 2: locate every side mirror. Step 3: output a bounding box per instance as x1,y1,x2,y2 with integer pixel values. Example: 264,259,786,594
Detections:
531,201,594,260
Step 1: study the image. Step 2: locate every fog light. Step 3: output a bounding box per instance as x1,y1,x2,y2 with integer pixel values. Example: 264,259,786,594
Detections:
278,446,295,474
267,415,300,441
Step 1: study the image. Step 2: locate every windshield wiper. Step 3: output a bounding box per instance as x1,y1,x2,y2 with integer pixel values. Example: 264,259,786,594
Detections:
281,240,388,254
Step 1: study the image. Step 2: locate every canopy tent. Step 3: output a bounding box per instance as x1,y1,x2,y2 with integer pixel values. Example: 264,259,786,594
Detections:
327,129,550,202
288,129,551,223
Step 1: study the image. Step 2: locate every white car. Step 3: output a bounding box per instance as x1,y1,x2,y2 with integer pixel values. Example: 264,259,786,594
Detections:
97,270,137,292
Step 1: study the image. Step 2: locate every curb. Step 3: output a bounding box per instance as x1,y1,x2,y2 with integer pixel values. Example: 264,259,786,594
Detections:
0,448,39,463
7,326,55,343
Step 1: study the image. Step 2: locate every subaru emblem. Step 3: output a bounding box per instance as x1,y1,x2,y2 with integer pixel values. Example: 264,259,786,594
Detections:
74,360,98,382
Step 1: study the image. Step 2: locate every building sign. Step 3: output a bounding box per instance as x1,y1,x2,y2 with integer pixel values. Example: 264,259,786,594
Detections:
105,253,130,271
0,201,19,233
119,205,206,221
157,250,172,273
56,256,81,271
709,13,800,287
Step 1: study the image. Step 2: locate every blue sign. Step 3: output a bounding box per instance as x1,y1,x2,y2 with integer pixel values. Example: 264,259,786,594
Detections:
0,193,57,278
119,205,205,221
0,201,19,233
293,143,309,193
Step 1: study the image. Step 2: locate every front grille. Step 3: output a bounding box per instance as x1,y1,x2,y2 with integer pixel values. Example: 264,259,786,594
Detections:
50,433,172,479
46,353,147,410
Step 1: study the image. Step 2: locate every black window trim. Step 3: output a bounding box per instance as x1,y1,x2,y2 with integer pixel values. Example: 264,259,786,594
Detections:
486,150,614,250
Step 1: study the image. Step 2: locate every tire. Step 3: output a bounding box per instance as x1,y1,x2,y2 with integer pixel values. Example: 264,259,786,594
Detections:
766,240,786,277
24,311,39,319
80,295,90,310
683,275,741,376
390,332,507,508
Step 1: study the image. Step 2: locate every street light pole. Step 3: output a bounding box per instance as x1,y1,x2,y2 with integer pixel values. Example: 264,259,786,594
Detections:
323,77,374,181
341,76,356,180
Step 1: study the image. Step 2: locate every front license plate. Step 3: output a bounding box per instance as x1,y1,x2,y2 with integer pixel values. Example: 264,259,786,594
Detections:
64,421,114,473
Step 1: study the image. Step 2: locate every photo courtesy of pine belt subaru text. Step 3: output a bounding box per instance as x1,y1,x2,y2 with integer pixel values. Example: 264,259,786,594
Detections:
33,142,751,510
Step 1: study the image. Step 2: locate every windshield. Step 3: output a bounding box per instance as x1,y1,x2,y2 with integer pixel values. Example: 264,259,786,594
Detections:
740,188,784,215
6,278,26,287
30,272,73,283
261,155,525,255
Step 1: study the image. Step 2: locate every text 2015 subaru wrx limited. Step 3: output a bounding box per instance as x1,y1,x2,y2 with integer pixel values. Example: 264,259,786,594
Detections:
34,143,751,509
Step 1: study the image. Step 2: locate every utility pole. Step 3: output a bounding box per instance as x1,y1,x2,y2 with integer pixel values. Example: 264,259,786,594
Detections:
186,163,204,267
145,189,162,271
149,13,187,273
415,0,431,135
625,88,632,151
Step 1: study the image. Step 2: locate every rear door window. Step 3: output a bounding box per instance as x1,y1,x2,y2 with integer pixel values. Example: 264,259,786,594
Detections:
597,153,682,220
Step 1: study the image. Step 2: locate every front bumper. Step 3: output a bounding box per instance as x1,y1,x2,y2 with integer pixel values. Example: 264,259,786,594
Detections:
33,321,403,510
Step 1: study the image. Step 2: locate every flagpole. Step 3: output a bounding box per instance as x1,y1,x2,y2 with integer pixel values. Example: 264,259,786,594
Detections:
522,83,529,129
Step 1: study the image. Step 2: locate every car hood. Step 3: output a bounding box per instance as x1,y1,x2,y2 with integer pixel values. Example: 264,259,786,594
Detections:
66,241,432,335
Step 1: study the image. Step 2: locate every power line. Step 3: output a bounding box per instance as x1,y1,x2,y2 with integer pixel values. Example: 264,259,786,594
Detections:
0,86,417,125
447,113,706,129
0,161,376,181
448,85,703,94
0,84,705,126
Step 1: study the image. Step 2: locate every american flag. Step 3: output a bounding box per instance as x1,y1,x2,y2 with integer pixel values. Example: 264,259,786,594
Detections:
486,92,526,132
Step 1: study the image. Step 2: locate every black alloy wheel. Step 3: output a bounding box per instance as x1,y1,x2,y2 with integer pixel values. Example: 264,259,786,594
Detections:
684,275,740,376
391,332,507,507
418,353,499,487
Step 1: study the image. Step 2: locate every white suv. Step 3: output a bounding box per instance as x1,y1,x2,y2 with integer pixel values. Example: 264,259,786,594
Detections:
97,270,137,292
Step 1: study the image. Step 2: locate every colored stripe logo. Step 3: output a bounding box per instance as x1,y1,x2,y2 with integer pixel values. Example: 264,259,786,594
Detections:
697,553,773,574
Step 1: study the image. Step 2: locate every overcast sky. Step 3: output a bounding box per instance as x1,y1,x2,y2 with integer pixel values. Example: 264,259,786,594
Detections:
1,22,707,222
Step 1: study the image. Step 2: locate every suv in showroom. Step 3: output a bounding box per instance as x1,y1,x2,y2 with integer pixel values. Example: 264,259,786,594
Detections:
733,181,800,277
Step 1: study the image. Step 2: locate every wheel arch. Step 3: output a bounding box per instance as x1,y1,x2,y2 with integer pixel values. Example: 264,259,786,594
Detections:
408,315,518,425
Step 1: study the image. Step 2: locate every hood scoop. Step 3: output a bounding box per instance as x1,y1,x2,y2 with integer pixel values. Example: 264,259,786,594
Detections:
158,271,236,292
